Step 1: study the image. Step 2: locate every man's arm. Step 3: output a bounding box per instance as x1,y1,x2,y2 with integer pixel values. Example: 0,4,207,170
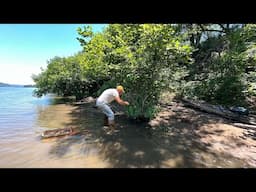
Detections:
114,96,129,106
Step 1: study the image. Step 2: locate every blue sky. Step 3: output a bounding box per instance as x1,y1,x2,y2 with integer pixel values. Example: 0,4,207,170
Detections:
0,24,107,85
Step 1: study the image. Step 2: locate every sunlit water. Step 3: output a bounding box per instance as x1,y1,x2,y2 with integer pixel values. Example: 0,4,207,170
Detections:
0,87,108,168
0,87,254,168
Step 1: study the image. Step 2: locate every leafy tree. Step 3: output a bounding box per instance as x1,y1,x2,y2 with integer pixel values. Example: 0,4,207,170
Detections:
33,23,256,119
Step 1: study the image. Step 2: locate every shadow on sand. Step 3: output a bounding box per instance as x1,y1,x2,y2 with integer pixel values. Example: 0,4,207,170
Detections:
45,100,254,168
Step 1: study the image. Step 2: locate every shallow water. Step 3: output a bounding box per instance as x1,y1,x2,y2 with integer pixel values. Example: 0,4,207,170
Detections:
0,87,255,168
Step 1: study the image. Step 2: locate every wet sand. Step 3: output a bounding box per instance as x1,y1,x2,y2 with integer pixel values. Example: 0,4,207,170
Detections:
1,99,256,168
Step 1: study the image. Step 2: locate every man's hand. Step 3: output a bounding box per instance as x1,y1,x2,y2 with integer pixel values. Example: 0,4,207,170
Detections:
115,96,129,106
124,101,129,106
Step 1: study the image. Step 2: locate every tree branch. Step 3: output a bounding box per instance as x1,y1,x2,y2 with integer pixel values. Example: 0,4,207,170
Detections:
219,24,226,31
199,24,225,33
204,29,225,33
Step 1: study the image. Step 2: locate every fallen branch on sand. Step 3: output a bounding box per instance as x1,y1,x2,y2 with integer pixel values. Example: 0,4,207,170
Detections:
181,98,256,126
73,97,96,105
232,123,256,130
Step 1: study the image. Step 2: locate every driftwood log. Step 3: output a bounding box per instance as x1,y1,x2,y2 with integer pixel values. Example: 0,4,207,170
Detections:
73,97,96,105
232,123,256,129
181,98,256,126
41,127,79,139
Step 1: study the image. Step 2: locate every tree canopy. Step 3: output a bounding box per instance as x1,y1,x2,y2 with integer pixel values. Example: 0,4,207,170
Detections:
33,24,256,120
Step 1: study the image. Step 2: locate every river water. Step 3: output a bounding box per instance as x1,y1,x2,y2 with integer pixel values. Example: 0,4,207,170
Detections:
0,87,255,168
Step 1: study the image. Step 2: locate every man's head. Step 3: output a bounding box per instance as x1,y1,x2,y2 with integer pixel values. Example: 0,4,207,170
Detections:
116,85,125,95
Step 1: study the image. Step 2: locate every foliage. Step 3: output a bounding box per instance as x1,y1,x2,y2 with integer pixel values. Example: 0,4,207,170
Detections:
33,24,256,120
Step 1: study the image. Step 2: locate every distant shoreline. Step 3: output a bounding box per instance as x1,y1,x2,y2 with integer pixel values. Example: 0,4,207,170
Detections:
0,82,35,88
0,86,35,88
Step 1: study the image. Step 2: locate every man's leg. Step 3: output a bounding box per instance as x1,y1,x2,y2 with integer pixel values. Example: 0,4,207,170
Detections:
98,104,115,129
108,119,116,130
104,115,108,126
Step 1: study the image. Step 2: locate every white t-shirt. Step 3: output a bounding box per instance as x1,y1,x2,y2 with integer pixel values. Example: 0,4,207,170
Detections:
97,88,119,104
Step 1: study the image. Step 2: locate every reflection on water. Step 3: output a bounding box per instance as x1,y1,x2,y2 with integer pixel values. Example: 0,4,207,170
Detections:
36,104,77,129
49,96,76,105
0,87,255,168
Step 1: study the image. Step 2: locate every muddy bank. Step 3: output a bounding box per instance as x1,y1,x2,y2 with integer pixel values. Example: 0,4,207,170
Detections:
44,98,256,168
149,101,256,167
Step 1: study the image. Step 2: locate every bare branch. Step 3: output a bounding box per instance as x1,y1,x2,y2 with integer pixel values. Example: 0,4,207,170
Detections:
199,24,225,33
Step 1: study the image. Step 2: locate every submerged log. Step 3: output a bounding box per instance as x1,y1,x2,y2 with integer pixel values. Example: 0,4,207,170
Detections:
41,127,79,139
181,98,256,125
